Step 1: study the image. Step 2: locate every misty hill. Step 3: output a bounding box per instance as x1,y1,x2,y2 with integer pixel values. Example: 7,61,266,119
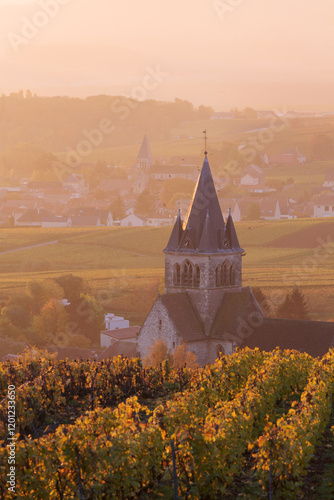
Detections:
0,92,213,154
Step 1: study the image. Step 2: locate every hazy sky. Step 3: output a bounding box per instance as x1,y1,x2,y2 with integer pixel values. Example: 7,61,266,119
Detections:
0,0,333,110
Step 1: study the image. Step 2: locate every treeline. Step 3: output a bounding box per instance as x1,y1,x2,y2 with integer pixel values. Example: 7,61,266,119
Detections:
0,92,212,154
0,274,105,348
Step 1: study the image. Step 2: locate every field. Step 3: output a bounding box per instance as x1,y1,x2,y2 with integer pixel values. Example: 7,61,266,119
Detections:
0,218,334,322
0,348,334,498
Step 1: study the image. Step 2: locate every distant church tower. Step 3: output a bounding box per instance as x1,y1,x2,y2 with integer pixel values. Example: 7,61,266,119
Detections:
134,134,153,194
164,154,244,333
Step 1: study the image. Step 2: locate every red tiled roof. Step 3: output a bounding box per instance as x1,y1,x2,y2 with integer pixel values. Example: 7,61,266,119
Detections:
101,326,140,340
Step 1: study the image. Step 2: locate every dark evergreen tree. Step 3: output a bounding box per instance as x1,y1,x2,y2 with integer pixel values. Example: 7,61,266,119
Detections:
276,287,309,320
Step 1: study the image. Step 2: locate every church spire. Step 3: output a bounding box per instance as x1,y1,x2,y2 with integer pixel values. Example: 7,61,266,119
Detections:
178,155,225,252
137,134,153,163
164,208,183,252
223,211,243,252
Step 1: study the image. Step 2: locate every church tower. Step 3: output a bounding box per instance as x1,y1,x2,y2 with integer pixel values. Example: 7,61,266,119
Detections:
163,154,244,333
134,134,153,194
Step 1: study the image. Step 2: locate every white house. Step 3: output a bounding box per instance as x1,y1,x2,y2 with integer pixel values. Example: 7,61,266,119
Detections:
104,313,129,330
146,216,173,226
240,165,265,186
313,195,334,217
120,214,147,227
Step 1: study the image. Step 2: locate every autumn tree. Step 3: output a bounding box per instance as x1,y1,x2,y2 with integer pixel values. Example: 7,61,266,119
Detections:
143,338,171,368
171,343,198,369
31,299,69,346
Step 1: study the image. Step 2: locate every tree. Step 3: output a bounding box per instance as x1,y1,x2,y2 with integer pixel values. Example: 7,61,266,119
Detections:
143,338,171,368
74,294,105,343
26,279,64,315
276,287,309,320
135,189,157,216
31,299,69,346
54,274,87,305
247,202,261,220
109,195,126,221
171,343,198,369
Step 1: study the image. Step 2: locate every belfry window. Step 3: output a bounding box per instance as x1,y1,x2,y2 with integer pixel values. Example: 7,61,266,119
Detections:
194,265,201,287
182,260,193,286
216,261,236,287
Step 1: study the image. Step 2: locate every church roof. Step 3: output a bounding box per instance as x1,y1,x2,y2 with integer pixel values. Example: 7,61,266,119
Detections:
164,156,244,254
137,134,153,160
210,287,262,339
159,293,205,342
240,317,334,358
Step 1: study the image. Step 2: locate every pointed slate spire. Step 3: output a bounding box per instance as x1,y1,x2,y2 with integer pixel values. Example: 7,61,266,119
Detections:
197,210,219,252
179,156,225,251
137,134,153,161
164,209,183,252
224,212,244,252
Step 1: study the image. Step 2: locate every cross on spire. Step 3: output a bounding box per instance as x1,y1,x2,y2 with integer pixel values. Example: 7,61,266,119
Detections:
203,130,208,156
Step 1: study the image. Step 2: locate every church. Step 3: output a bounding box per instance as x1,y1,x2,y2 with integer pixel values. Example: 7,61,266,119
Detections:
137,154,334,364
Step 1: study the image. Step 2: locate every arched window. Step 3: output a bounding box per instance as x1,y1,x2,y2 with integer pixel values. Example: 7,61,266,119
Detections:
174,264,181,286
216,265,222,287
216,344,225,358
222,261,230,286
194,265,200,287
182,260,193,286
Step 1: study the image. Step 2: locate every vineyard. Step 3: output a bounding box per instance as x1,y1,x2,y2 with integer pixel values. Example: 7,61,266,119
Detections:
1,348,334,499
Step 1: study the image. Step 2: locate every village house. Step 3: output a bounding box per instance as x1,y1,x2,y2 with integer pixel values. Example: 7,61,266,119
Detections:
120,213,147,227
269,148,306,166
137,154,334,364
239,165,265,186
100,326,140,349
313,194,334,217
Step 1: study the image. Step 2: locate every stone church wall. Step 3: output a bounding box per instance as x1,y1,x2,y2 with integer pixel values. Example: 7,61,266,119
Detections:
137,298,180,361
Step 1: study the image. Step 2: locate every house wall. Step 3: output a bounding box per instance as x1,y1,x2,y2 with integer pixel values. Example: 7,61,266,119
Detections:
42,221,69,228
240,174,259,186
120,215,146,227
314,204,334,217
